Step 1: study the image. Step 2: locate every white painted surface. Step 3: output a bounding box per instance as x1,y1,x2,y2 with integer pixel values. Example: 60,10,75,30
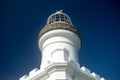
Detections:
38,29,81,70
20,28,105,80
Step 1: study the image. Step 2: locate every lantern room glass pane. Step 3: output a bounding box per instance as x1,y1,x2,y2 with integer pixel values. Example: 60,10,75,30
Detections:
47,12,72,25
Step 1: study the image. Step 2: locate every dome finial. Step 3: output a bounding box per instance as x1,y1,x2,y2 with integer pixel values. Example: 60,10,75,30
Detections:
60,10,63,12
56,10,63,13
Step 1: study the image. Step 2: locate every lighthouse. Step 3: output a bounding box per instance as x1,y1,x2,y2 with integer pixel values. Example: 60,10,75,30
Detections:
20,10,105,80
38,10,81,71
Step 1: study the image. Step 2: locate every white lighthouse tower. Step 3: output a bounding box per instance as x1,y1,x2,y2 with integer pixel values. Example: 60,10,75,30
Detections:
38,10,81,72
20,10,105,80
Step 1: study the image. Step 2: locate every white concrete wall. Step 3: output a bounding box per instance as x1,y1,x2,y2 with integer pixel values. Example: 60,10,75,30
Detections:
38,29,81,70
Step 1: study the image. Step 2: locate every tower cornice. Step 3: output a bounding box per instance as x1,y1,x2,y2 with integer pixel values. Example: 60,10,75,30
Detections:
39,22,80,39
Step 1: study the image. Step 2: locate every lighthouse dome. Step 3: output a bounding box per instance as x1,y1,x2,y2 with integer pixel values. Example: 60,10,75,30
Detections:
47,10,72,25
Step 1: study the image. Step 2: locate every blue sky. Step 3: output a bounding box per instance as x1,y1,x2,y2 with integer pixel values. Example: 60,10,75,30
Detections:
0,0,120,80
